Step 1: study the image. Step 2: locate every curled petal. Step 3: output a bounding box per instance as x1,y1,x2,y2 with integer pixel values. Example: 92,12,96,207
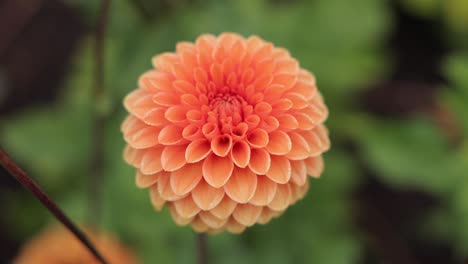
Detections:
161,145,187,171
258,207,283,224
157,172,185,201
224,167,257,204
277,114,299,131
275,58,299,74
211,134,233,157
139,70,173,92
286,93,309,109
304,156,324,178
123,145,144,168
140,146,164,174
248,148,271,175
142,108,167,126
286,132,311,160
202,154,234,188
289,80,317,100
199,211,228,229
152,52,178,72
230,141,251,168
171,162,203,195
225,218,246,234
153,92,179,107
191,216,209,233
299,128,329,156
185,139,211,163
150,185,166,211
290,160,307,186
266,155,291,184
165,105,188,123
250,176,277,206
158,125,186,145
191,179,225,210
293,112,316,130
125,126,160,149
182,124,203,141
173,80,195,94
266,131,291,155
261,116,279,132
246,128,269,148
232,204,262,227
173,195,201,218
271,98,293,112
268,184,291,211
135,170,159,188
124,90,155,118
210,196,237,219
272,73,297,89
169,204,194,226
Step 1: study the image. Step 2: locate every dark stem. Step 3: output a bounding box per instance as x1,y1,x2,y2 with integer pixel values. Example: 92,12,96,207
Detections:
88,0,111,228
0,147,108,264
197,233,208,264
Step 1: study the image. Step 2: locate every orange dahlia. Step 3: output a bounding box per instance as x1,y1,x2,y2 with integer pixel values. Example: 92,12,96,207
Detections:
13,226,139,264
121,33,330,233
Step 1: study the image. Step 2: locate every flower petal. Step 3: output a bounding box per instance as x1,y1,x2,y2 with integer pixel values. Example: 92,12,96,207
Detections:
230,141,251,168
210,196,237,219
232,204,262,227
191,216,209,233
290,160,307,186
170,162,203,195
285,132,311,160
249,176,277,206
224,167,257,204
266,155,291,184
225,218,246,234
165,105,188,123
157,172,185,201
258,207,283,224
211,134,233,157
268,183,291,211
173,195,201,218
125,126,160,149
140,146,164,174
202,154,234,188
191,179,225,210
158,125,186,145
199,211,228,229
169,204,194,225
246,128,269,148
185,139,211,163
161,145,187,171
150,185,166,211
248,148,271,175
304,156,324,178
135,170,160,188
266,131,291,155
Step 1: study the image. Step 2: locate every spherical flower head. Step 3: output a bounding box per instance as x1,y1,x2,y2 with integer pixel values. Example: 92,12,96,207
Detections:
121,33,330,233
13,226,139,264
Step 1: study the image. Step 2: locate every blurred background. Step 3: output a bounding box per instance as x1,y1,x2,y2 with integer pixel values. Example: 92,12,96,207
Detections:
1,0,468,263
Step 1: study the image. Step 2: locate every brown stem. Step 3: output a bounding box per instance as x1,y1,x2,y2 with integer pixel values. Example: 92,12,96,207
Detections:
88,0,111,228
197,233,208,264
0,147,108,264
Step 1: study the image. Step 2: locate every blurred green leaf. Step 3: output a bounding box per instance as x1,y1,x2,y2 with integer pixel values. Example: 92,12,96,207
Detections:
355,116,463,194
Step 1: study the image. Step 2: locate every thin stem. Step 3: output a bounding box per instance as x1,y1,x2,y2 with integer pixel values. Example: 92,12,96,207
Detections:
197,233,208,264
88,0,111,228
0,147,108,264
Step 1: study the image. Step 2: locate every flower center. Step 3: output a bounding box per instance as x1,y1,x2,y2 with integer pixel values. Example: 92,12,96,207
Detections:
209,92,246,116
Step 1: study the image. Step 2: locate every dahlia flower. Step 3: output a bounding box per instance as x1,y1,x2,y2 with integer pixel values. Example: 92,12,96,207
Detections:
13,226,139,264
122,33,330,233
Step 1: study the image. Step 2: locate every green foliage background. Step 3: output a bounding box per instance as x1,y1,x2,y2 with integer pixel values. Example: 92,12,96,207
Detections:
1,0,468,263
